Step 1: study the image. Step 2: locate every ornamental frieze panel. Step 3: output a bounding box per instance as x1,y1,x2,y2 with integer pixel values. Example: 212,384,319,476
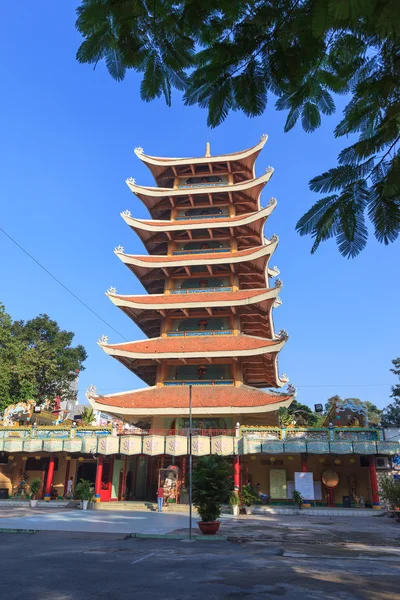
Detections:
142,435,165,456
328,441,353,454
4,439,24,453
165,435,188,456
211,436,234,456
191,435,211,456
97,436,119,455
283,440,307,453
377,441,400,455
306,441,330,454
63,439,82,453
23,439,43,453
352,441,377,455
43,440,64,452
119,436,142,455
259,440,284,454
81,437,98,454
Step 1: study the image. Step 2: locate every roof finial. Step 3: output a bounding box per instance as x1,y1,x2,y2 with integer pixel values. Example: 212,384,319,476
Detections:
205,142,211,157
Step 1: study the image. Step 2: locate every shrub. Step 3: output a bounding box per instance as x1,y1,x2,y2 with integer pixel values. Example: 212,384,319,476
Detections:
192,455,232,522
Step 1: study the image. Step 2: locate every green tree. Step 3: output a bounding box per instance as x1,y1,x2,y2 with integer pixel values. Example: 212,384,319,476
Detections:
278,400,323,427
0,304,87,412
381,357,400,426
80,406,95,425
76,0,400,258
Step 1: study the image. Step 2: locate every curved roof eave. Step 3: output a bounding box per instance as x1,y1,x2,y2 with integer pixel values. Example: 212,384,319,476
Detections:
98,335,287,360
125,168,273,199
107,286,281,312
133,135,268,173
121,202,276,234
114,239,278,270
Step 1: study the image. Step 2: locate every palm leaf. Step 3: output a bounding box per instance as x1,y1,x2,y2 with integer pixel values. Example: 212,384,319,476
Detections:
301,102,321,132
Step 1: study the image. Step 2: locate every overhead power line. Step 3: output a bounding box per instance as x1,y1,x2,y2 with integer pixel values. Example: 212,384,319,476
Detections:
0,226,127,341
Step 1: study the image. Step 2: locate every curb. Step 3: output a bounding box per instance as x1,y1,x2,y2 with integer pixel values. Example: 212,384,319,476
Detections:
125,533,227,541
0,528,38,534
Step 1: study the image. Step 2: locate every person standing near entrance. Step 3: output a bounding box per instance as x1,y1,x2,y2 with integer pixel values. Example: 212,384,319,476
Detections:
157,485,164,512
65,477,74,499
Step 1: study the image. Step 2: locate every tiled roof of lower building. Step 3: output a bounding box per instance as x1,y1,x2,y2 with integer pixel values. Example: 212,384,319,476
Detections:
89,385,293,409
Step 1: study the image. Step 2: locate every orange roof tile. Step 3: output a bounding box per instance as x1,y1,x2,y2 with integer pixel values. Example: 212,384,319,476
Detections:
92,385,292,409
106,334,278,355
114,288,271,306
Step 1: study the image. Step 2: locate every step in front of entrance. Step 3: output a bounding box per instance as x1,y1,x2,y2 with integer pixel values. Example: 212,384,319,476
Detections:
92,501,197,514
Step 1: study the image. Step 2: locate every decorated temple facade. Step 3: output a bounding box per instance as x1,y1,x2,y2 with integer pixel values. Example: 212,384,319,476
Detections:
1,138,398,508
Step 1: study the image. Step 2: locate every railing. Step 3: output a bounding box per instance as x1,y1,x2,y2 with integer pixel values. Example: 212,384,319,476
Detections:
240,426,382,442
175,215,227,221
164,380,234,387
177,182,228,189
122,428,235,437
170,286,233,295
172,248,230,256
0,426,113,439
166,330,233,337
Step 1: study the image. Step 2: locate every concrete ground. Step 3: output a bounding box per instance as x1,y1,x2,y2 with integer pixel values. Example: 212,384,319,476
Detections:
0,509,399,599
0,506,200,534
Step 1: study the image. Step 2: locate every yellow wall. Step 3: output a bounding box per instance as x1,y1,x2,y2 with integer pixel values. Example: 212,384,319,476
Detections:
242,454,373,505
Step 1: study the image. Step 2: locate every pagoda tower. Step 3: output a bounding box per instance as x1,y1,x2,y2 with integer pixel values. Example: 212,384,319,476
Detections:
89,136,293,428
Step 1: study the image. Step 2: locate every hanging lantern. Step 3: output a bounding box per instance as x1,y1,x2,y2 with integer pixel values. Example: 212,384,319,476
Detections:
270,456,276,463
349,458,356,464
66,456,72,461
287,456,294,461
319,458,325,463
35,456,41,460
251,455,257,461
334,459,341,465
78,457,84,462
8,455,14,460
22,456,28,461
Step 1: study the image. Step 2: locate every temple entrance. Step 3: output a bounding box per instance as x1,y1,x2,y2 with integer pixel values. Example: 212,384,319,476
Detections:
76,461,96,485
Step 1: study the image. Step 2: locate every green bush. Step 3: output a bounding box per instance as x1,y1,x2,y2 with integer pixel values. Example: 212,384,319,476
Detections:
292,490,304,509
74,479,93,501
229,492,240,506
29,477,42,500
192,455,232,522
240,485,261,507
379,475,400,509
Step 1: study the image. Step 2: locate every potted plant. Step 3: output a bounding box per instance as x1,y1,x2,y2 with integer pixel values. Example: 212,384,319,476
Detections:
29,477,42,508
379,475,400,522
292,489,304,509
74,479,93,510
229,492,240,516
192,455,232,535
240,485,261,515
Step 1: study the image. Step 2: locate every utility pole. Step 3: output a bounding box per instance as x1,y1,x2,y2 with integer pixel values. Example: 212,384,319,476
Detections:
189,384,193,540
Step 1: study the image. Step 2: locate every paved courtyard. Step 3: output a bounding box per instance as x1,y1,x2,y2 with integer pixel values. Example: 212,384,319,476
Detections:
0,506,200,534
1,507,399,599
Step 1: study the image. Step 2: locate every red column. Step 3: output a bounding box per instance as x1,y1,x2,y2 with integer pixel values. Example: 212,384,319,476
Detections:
369,456,381,509
94,455,104,503
300,454,308,472
234,456,240,492
121,457,127,501
44,454,55,501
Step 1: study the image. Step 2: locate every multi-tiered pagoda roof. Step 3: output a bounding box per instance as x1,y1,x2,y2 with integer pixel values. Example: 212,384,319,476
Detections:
88,136,294,419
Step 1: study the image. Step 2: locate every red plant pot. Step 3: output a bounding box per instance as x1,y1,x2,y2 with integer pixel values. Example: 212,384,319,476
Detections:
197,521,221,535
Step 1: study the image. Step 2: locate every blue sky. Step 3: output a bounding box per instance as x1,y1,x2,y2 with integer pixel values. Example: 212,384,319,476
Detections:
0,2,398,410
